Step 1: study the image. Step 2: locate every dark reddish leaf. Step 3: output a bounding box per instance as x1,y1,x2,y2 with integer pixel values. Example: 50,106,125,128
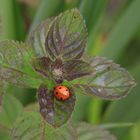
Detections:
38,84,76,127
71,56,136,100
45,9,88,61
28,17,54,57
31,57,52,78
62,59,92,81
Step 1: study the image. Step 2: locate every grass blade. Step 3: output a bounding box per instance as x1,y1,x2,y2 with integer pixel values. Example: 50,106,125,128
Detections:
29,0,64,33
100,0,140,59
0,0,25,40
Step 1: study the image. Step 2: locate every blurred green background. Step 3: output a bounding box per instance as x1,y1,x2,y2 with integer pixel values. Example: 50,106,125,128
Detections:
0,0,140,140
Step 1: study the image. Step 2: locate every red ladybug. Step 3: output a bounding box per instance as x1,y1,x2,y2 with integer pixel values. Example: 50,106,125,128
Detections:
54,85,70,100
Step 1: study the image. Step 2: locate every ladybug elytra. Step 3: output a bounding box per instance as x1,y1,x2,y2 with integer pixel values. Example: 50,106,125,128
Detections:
54,86,70,100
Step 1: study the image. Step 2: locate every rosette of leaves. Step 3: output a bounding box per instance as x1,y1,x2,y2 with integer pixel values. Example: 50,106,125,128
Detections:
0,9,136,127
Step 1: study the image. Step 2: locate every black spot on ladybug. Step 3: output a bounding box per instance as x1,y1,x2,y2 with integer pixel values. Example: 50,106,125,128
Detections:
60,97,63,100
59,87,61,89
55,92,58,94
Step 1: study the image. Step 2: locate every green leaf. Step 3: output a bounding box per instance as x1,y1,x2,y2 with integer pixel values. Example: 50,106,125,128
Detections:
0,40,33,74
100,0,140,59
0,40,42,88
38,84,76,127
71,56,136,100
0,66,41,88
0,94,23,128
45,9,88,61
63,59,92,81
76,122,117,140
11,111,76,140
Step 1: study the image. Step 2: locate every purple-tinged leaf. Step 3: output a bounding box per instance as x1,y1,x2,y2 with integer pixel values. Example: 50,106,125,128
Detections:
71,56,136,100
38,84,76,127
62,59,92,81
28,18,54,57
31,57,64,84
45,9,88,61
31,57,52,78
33,57,92,83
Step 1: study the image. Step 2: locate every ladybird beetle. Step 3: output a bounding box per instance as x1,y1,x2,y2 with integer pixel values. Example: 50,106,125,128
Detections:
54,86,70,100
